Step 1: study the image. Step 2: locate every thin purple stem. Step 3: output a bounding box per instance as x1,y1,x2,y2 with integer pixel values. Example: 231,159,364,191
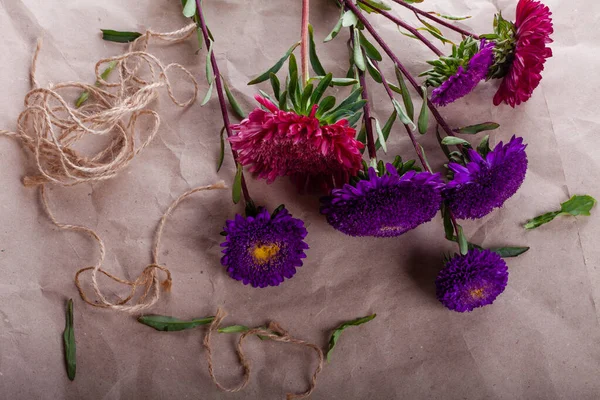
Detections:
391,0,480,40
357,0,443,57
196,0,251,203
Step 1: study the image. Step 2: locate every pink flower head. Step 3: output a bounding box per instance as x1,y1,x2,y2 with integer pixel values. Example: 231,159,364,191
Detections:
230,95,365,192
494,0,553,107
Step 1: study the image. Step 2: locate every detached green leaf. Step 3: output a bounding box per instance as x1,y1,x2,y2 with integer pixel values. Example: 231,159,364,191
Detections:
63,299,76,381
417,86,429,134
218,325,250,334
308,25,327,77
101,29,142,43
490,247,530,258
138,315,215,332
325,9,344,42
248,42,300,85
374,118,387,153
75,60,118,108
217,126,226,172
524,195,597,229
441,136,470,146
455,122,500,135
223,79,246,119
327,314,376,362
182,0,197,18
232,163,243,204
352,29,366,71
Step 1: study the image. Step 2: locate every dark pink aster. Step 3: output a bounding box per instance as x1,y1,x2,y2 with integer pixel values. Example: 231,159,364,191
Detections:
444,136,528,219
436,248,509,312
230,95,364,192
494,0,553,107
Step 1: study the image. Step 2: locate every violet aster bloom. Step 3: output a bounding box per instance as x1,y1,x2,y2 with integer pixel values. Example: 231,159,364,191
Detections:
221,206,309,288
320,164,444,237
431,40,495,107
444,136,528,219
436,248,509,312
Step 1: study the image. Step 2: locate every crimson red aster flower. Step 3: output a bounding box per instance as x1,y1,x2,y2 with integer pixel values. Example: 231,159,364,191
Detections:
493,0,553,107
230,95,364,192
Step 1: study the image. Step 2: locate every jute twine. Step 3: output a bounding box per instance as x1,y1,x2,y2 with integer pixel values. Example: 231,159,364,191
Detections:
203,309,325,400
0,23,229,313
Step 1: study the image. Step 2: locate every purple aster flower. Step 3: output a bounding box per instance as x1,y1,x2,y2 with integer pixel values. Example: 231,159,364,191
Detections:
444,136,528,220
221,206,309,288
431,40,495,107
320,164,444,237
436,248,509,312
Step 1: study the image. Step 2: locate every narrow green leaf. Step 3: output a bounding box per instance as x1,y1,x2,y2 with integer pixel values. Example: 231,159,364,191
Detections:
248,42,300,85
278,90,288,111
359,31,382,61
366,58,382,83
100,29,142,43
182,0,196,17
331,78,358,86
316,95,336,119
308,25,327,77
63,299,76,381
395,67,414,120
311,73,333,105
374,118,387,153
75,60,118,108
232,163,243,204
218,325,250,334
455,122,500,135
352,29,366,71
523,211,561,230
223,79,246,119
430,12,472,21
360,0,392,11
490,247,530,258
457,225,468,255
375,111,396,150
436,127,452,159
217,126,225,172
442,205,454,241
325,9,344,42
288,53,299,108
417,86,429,134
346,112,363,128
417,143,432,171
477,135,491,157
342,10,358,27
138,315,215,332
441,136,470,146
269,73,281,99
301,83,314,113
391,99,416,130
206,40,214,84
200,81,213,106
327,314,376,362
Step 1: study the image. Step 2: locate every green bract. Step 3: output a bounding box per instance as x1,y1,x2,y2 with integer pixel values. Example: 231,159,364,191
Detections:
420,37,480,87
485,13,517,80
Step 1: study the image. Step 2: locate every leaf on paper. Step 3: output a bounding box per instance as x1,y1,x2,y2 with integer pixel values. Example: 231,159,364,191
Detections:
138,315,215,332
327,314,376,362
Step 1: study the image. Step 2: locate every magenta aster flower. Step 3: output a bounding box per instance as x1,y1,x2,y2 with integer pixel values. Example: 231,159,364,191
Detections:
436,248,509,312
230,95,365,192
221,206,309,288
493,0,553,107
444,136,527,219
320,164,444,237
431,40,495,107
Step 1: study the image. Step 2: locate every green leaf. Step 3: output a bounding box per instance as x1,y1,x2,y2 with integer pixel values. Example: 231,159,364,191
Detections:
223,79,246,119
457,225,468,255
417,143,432,171
63,299,76,381
417,86,429,134
331,78,358,86
248,42,300,85
524,195,597,229
477,135,491,157
359,31,382,61
395,67,414,121
182,0,197,17
278,90,288,111
360,0,391,11
375,111,396,150
269,73,281,99
455,122,500,134
308,25,327,77
430,12,472,21
217,126,225,172
441,136,470,146
288,53,300,108
232,163,243,204
374,118,387,153
442,205,454,241
327,314,376,362
75,60,118,108
205,40,214,84
325,9,344,42
346,112,363,128
100,29,142,43
311,73,333,105
342,10,358,27
218,325,250,334
356,124,367,149
490,247,530,257
352,29,366,71
301,83,314,112
366,58,382,83
138,315,215,332
316,95,336,119
200,81,213,106
391,99,416,130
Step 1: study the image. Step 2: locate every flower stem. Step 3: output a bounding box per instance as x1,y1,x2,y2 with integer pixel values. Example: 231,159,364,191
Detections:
196,0,251,203
390,0,480,40
300,0,310,84
357,0,443,57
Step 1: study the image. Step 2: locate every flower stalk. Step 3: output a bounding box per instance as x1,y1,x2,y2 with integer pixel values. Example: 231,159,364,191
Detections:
300,0,311,83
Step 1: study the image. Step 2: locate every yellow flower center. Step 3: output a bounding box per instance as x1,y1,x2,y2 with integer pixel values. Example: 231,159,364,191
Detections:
469,288,485,299
251,243,280,265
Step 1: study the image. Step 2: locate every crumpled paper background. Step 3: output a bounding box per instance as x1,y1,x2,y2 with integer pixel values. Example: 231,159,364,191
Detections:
1,0,599,398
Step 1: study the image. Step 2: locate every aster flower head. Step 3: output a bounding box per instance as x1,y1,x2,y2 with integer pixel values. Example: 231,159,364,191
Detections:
231,76,366,192
424,38,495,106
444,135,528,220
436,248,509,312
489,0,553,107
320,160,444,237
221,205,309,288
